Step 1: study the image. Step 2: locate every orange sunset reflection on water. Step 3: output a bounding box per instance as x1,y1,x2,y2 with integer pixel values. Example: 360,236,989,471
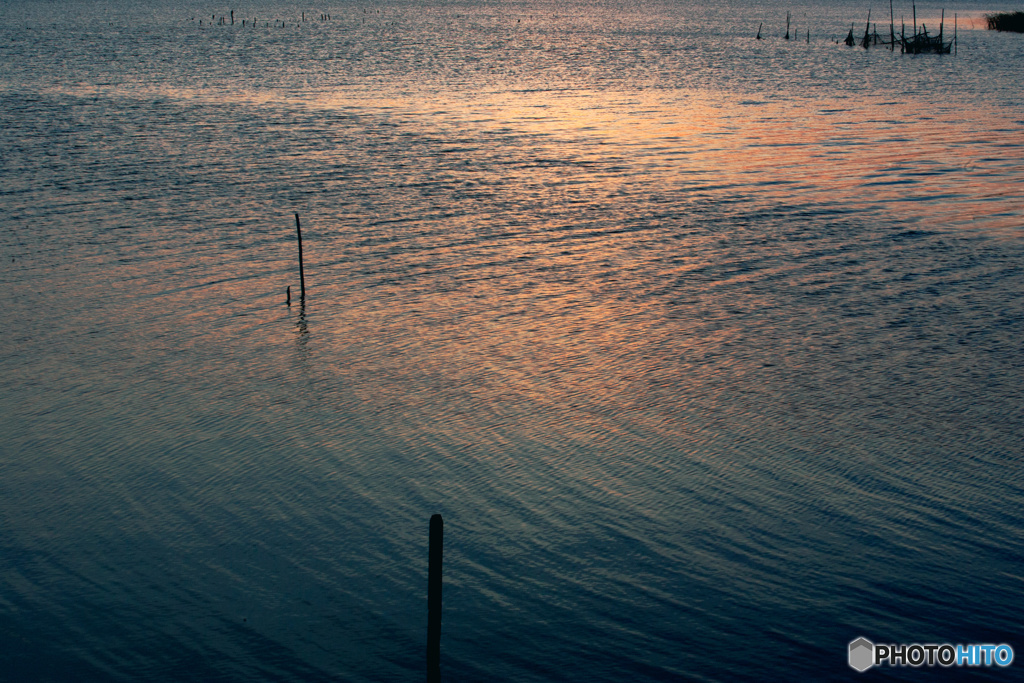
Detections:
225,84,1020,480
335,86,1021,234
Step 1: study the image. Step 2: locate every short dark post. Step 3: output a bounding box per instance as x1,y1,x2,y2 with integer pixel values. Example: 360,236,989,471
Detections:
427,514,443,683
295,213,306,299
286,286,291,306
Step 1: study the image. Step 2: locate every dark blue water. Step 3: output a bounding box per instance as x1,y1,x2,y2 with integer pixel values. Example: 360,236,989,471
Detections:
1,0,1022,680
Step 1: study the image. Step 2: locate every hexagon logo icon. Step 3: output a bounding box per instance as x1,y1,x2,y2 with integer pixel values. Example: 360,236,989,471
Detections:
849,637,874,672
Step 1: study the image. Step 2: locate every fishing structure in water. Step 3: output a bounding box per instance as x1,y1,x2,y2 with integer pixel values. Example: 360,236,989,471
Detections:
848,1,956,53
763,2,957,55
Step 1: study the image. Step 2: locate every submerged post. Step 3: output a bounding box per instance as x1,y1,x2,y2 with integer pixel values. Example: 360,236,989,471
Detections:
295,213,306,299
427,514,444,683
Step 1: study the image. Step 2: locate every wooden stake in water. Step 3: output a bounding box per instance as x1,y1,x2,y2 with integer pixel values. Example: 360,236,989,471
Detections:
890,0,896,50
427,514,443,683
286,286,291,306
295,213,306,299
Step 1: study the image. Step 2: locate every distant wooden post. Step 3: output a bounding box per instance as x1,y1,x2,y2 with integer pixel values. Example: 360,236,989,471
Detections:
889,0,896,50
295,213,306,299
427,514,444,683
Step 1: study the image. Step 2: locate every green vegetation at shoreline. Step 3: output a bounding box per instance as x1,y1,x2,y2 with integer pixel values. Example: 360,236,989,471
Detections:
986,11,1024,32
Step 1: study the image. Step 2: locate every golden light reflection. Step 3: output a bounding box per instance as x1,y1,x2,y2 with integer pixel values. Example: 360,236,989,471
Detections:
313,86,1021,234
272,84,1024,474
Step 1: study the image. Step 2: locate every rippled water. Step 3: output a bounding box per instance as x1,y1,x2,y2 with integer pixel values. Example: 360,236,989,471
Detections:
1,0,1023,680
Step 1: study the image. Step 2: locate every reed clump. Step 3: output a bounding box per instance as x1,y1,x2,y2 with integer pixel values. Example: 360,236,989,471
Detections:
986,11,1024,32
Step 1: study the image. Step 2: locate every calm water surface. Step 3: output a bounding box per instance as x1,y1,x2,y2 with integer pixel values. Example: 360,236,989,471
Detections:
1,0,1022,680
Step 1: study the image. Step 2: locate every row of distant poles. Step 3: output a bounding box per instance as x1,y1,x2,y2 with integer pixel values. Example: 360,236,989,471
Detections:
755,13,810,42
189,8,397,28
189,10,334,27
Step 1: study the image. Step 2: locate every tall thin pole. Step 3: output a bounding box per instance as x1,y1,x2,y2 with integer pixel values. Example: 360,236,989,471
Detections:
427,514,444,683
295,213,306,299
890,0,896,50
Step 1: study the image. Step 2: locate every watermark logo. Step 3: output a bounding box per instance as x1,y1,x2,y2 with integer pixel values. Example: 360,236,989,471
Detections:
848,638,874,672
849,638,1014,671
